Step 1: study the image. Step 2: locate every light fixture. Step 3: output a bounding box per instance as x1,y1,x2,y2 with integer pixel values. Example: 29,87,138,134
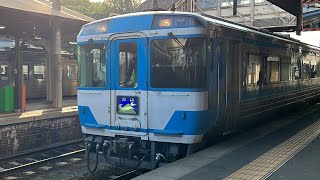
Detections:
98,25,108,33
160,19,172,27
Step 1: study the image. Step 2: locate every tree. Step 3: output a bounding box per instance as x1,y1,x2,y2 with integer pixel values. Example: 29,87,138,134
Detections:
61,0,141,19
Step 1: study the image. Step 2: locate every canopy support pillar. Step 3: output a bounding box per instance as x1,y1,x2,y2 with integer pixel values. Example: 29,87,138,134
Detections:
14,34,23,112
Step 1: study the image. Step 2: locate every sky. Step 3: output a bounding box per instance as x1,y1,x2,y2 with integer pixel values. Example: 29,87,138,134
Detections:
285,31,320,47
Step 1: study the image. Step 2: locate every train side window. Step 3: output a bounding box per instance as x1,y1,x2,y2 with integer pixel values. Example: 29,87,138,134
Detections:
316,60,320,78
266,56,279,82
311,61,317,78
23,65,29,80
302,54,317,79
292,58,301,80
67,65,76,80
118,42,138,88
247,55,262,85
280,57,291,81
0,65,8,80
34,65,45,79
301,60,311,79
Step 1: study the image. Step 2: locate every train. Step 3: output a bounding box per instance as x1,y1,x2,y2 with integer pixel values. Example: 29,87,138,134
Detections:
0,38,77,99
76,11,320,171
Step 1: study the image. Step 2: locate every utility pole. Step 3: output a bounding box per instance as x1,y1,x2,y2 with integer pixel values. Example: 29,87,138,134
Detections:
14,34,23,111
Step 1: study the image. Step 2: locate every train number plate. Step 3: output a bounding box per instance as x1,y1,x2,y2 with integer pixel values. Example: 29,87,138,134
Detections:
117,96,139,115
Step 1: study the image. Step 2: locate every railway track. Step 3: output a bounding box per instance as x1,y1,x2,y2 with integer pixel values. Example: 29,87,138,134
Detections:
0,142,86,179
0,140,144,180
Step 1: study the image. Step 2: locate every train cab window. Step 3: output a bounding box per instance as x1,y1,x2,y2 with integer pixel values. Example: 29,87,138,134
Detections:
23,65,29,80
78,44,106,88
0,65,8,80
266,56,280,82
150,37,206,88
118,42,137,88
34,65,45,79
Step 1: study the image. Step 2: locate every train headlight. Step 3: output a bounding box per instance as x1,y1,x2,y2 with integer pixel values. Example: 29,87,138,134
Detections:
160,19,172,27
98,25,108,33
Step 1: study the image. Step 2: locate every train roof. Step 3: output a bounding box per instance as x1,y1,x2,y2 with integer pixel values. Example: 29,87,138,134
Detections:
80,11,320,51
199,13,320,51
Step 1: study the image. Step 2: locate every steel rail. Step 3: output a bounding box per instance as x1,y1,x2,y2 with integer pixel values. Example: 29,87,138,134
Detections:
0,148,85,176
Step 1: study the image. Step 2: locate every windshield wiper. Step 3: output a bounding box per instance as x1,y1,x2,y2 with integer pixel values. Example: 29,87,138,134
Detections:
168,32,184,48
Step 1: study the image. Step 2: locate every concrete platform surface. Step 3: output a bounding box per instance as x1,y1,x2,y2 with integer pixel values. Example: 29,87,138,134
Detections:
0,99,78,125
134,110,320,180
268,136,320,180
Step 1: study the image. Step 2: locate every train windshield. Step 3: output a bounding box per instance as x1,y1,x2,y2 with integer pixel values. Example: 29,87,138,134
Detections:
77,43,106,88
150,37,206,88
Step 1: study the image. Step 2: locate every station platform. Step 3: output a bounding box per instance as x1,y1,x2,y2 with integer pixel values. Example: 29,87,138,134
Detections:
0,99,78,125
134,107,320,180
0,98,80,160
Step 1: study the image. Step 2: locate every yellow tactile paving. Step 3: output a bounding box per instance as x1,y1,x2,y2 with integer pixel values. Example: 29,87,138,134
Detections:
225,120,320,180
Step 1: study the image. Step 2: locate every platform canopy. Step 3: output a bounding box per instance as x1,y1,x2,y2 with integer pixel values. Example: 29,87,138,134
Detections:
0,0,94,38
266,0,320,34
267,0,300,16
267,0,319,16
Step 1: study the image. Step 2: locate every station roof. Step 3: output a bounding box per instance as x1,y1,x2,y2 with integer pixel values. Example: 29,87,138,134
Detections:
267,0,320,16
267,0,300,16
0,0,94,38
266,1,320,33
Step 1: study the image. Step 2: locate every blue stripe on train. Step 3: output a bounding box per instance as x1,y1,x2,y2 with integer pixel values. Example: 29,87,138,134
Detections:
78,106,216,136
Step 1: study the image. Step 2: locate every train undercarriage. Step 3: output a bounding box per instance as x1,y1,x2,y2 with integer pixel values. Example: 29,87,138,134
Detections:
84,134,191,172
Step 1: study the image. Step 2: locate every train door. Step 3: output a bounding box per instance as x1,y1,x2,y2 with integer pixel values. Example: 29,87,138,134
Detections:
214,38,227,130
0,61,10,89
225,40,240,132
214,38,240,134
111,37,148,139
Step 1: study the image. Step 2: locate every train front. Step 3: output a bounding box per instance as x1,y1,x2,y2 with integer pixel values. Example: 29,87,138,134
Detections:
77,12,212,170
